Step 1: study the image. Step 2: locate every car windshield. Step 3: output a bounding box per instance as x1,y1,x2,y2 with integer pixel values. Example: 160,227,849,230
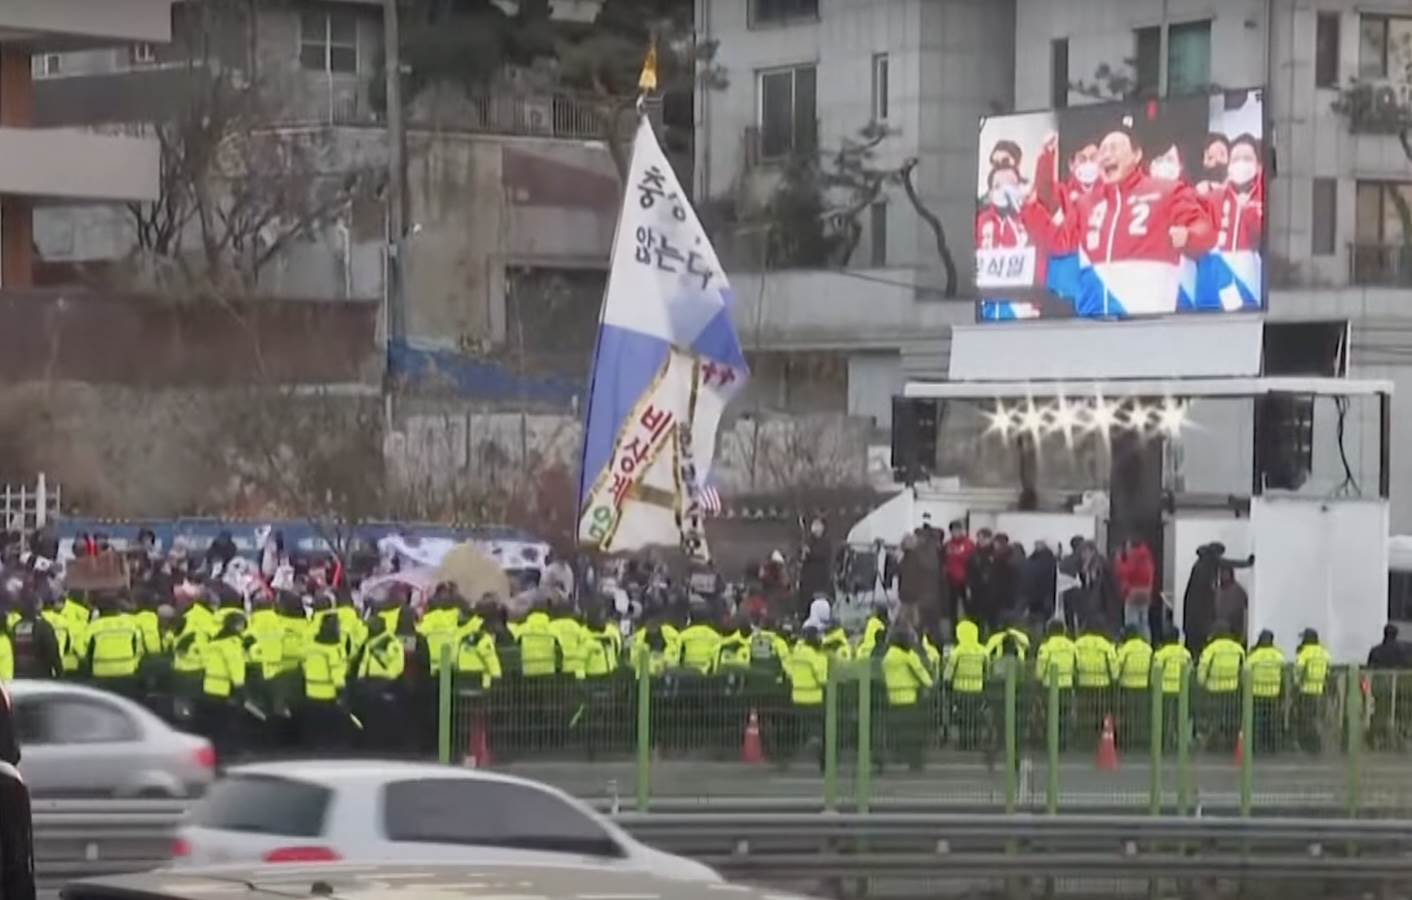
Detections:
193,775,330,838
382,778,624,858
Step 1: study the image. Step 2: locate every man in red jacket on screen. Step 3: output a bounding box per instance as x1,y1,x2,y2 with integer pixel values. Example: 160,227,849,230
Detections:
1041,125,1216,317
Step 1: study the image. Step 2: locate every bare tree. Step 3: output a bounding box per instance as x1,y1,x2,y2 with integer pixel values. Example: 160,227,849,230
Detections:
127,1,380,294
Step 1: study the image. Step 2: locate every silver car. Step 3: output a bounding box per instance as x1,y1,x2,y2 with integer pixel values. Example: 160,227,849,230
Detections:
8,680,215,798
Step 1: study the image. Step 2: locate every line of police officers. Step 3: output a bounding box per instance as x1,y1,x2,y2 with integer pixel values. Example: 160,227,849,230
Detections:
0,576,1337,765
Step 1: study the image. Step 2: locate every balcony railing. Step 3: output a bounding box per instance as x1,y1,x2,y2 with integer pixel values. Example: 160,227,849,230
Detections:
272,87,619,142
1349,242,1412,287
406,92,612,142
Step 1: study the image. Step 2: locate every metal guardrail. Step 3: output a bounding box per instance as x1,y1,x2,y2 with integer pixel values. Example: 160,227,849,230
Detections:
31,801,1412,894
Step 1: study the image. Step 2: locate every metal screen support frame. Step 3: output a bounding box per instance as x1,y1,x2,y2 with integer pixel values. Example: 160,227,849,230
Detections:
1241,669,1254,817
636,662,651,812
824,672,839,811
1178,663,1192,814
1004,660,1017,813
437,645,452,764
857,662,873,813
1346,664,1362,817
1046,668,1059,815
1150,660,1163,815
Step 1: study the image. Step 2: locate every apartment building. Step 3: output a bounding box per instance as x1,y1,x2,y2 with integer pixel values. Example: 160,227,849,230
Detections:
29,0,622,380
0,0,171,287
695,0,1017,428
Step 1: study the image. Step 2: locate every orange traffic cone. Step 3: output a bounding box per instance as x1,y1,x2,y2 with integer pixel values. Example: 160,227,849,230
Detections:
1233,729,1245,766
741,708,765,765
1096,714,1119,772
464,715,493,769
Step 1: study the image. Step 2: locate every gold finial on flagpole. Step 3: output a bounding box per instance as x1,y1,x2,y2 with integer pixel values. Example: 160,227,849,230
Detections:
636,36,658,114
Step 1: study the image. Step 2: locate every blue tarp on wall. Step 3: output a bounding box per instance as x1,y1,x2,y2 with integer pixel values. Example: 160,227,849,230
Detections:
387,340,583,407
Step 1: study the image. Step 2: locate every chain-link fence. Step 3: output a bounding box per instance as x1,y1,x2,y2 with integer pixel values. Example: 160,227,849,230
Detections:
439,657,1412,815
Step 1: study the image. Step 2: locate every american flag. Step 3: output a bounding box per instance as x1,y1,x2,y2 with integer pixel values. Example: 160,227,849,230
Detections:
700,484,722,516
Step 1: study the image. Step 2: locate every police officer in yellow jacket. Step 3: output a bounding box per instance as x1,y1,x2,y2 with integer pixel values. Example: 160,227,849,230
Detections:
1115,626,1153,747
855,605,889,659
512,603,567,751
1153,629,1192,749
677,612,722,676
1074,625,1118,749
171,592,216,701
84,594,144,698
418,583,463,677
200,613,247,756
300,614,347,750
1197,627,1246,750
353,614,405,753
882,627,934,770
454,606,502,689
42,597,80,676
984,615,1031,662
783,626,829,768
1036,621,1078,748
945,620,989,750
1293,627,1331,753
1245,629,1285,752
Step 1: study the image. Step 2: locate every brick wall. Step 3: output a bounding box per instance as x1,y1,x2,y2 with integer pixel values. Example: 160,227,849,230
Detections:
0,290,382,387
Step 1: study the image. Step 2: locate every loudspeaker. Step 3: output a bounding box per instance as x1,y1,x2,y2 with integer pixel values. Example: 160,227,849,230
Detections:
1256,393,1314,491
891,397,939,484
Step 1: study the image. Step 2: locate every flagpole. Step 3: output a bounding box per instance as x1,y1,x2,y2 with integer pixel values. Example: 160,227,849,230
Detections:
574,41,661,538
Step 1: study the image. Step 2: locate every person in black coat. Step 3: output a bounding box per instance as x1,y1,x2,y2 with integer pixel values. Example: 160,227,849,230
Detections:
966,530,1001,632
1019,540,1058,622
1182,542,1254,655
796,519,834,616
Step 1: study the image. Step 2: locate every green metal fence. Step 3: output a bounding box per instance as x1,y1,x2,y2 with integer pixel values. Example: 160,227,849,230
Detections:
438,654,1412,816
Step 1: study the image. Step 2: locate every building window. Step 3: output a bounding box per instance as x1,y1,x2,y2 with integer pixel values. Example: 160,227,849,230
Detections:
1312,178,1337,256
869,201,887,267
1134,26,1162,98
1359,13,1412,81
750,0,819,28
758,65,818,160
300,6,358,74
1315,12,1340,88
130,43,156,66
31,53,62,79
871,54,889,122
1352,180,1412,285
1167,20,1212,96
1050,38,1069,109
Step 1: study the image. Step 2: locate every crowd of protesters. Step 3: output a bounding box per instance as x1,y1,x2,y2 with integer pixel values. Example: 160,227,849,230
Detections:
0,518,1405,770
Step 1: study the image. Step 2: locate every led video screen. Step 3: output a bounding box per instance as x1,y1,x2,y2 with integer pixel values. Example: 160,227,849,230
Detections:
976,88,1265,321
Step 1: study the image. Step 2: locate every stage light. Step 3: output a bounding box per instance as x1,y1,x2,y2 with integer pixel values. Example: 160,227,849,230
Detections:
1020,397,1045,438
1157,398,1188,436
984,399,1013,438
1052,394,1078,448
1089,394,1118,431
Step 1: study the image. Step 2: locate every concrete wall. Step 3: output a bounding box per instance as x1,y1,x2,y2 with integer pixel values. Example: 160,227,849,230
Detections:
386,405,874,496
0,290,381,387
403,132,618,350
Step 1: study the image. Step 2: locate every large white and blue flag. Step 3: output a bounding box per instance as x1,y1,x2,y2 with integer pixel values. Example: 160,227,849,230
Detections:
577,118,748,561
